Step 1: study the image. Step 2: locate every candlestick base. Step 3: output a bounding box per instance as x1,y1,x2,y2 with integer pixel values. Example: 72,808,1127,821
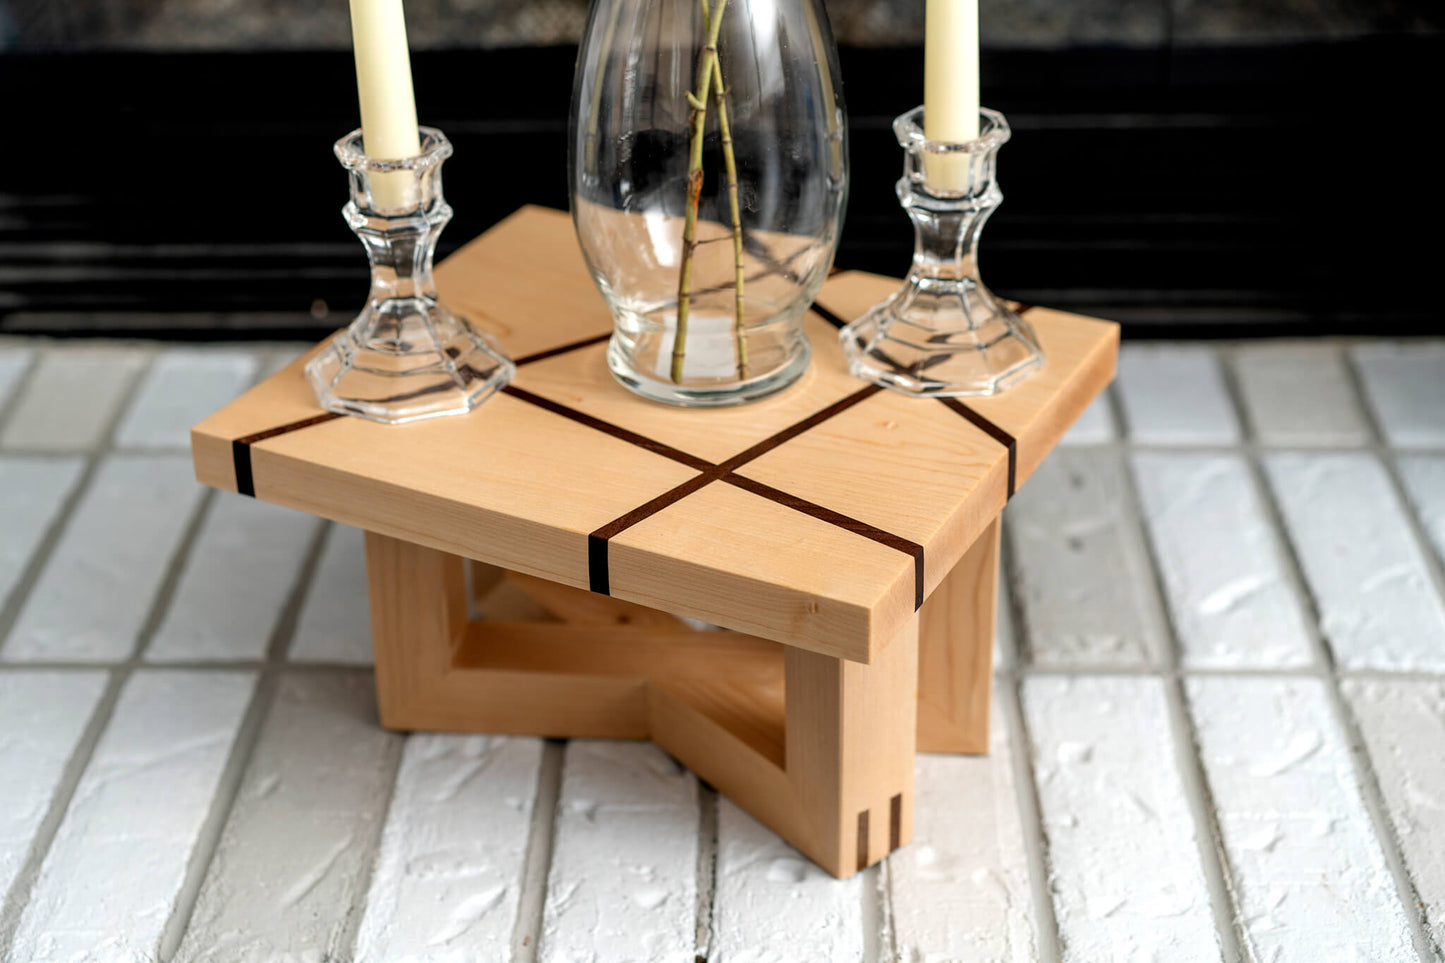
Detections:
305,128,514,424
840,107,1042,397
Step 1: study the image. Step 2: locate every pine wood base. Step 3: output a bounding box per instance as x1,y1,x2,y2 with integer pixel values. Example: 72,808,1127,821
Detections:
190,206,1117,879
364,517,999,878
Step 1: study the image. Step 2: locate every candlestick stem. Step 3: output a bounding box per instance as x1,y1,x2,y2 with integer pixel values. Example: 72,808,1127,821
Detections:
840,106,1043,397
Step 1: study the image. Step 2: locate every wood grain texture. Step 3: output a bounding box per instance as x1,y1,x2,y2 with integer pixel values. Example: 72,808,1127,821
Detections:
504,570,687,630
817,271,1120,494
191,206,1117,662
363,530,919,877
916,517,999,754
512,313,865,465
190,205,1115,879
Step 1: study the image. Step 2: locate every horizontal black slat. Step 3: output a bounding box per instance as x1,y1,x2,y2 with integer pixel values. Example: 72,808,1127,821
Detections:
0,39,1438,337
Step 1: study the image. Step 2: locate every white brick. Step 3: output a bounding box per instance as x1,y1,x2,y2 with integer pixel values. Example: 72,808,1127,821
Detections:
1232,343,1371,447
289,523,373,664
175,672,400,963
541,740,698,963
1342,678,1445,953
0,671,107,901
711,798,864,963
355,734,543,963
890,700,1036,961
0,456,85,611
1398,455,1445,564
1058,393,1116,446
114,349,259,449
1022,676,1219,962
147,495,318,661
12,670,255,963
1008,449,1166,667
0,347,147,451
1187,676,1416,959
1132,452,1313,668
1353,343,1445,448
0,347,32,410
1116,345,1239,445
1265,453,1445,671
4,455,203,662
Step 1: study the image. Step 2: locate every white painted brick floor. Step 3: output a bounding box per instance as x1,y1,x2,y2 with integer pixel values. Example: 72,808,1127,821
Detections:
0,337,1443,962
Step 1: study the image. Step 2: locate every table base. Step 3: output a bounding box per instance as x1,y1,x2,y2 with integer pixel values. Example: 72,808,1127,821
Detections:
364,518,998,879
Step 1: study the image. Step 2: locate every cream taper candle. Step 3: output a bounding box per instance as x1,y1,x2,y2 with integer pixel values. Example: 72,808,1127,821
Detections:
350,0,422,211
922,0,979,191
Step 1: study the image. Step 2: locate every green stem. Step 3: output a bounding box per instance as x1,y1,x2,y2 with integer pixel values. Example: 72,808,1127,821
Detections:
671,0,729,385
710,47,747,378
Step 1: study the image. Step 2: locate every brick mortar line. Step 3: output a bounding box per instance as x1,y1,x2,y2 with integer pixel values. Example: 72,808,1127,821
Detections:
510,738,566,963
0,349,42,439
1336,349,1445,625
1,659,1441,682
997,675,1063,963
334,712,408,961
860,860,887,963
0,348,156,655
0,348,331,963
0,666,126,955
157,516,334,962
996,530,1064,963
692,784,719,963
2,337,1442,958
1011,665,1445,681
875,858,898,963
1109,401,1250,963
1220,349,1439,962
0,349,167,959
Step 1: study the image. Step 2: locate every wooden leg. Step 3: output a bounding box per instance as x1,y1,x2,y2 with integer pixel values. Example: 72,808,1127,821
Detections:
916,516,999,754
785,615,918,875
366,529,921,877
367,531,470,730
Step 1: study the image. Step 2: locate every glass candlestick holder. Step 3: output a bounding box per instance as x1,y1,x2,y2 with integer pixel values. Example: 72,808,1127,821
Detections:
839,107,1043,397
306,127,514,424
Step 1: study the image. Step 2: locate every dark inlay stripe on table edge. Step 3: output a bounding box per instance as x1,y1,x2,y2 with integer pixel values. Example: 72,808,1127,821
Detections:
724,474,926,610
890,793,903,851
576,383,923,603
587,473,716,594
232,412,343,497
939,398,1018,498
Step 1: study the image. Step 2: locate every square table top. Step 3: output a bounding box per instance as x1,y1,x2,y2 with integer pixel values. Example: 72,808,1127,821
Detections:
192,206,1118,664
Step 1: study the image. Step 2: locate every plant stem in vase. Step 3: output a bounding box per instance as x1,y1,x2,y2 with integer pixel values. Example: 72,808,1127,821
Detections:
673,0,735,385
570,0,846,407
708,3,749,380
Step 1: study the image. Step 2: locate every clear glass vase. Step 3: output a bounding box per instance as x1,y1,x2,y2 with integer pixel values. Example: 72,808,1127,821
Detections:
840,107,1043,397
306,127,514,424
569,0,848,407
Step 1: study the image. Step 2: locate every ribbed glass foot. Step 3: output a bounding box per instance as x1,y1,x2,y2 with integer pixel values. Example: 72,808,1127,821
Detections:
840,284,1042,397
307,303,513,424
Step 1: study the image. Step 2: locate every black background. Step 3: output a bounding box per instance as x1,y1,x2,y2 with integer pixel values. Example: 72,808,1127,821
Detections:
0,39,1436,338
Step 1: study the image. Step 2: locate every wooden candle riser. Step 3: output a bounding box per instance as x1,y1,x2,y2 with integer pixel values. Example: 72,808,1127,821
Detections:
189,206,1118,878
